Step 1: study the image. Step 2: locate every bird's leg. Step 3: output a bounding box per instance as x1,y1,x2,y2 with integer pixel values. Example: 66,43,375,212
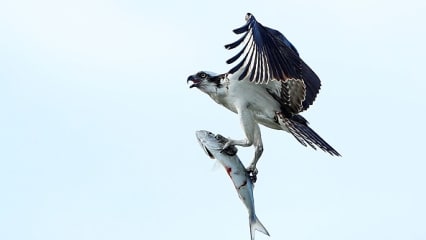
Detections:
247,142,263,181
223,106,264,181
222,138,251,150
221,137,259,182
245,139,264,183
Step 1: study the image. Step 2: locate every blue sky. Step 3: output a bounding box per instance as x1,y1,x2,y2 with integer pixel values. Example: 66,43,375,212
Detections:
1,0,425,240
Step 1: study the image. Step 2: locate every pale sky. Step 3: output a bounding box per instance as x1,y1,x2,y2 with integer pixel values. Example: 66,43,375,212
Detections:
1,1,425,240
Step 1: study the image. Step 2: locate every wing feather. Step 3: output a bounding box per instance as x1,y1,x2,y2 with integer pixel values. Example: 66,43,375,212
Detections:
225,13,322,113
225,33,248,52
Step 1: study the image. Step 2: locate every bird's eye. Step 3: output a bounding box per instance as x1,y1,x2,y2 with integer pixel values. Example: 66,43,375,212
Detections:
200,72,207,78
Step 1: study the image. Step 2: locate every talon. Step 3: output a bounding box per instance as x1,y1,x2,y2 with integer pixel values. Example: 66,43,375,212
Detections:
221,139,232,153
246,165,258,183
249,173,257,183
223,140,232,149
247,165,258,175
252,167,258,176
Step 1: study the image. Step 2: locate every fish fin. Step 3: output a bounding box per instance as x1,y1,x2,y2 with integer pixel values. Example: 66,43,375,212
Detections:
249,214,270,240
210,160,222,172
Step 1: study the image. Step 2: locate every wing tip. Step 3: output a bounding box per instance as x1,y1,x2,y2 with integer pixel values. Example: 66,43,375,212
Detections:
277,113,341,156
245,12,253,21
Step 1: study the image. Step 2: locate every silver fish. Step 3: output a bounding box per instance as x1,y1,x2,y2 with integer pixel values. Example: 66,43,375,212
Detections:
196,130,270,240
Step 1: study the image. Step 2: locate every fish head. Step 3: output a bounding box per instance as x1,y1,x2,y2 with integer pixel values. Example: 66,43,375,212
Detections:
195,130,238,159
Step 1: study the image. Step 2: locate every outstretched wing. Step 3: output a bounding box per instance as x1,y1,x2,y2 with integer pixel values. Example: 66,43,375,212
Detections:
225,13,321,113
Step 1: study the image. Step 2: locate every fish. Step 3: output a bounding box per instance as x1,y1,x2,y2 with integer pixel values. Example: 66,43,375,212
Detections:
195,130,270,240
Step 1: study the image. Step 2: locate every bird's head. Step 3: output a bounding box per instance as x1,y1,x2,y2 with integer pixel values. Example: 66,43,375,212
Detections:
187,71,226,96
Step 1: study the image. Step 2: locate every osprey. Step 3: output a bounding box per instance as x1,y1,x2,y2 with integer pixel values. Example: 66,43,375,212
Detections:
188,13,340,177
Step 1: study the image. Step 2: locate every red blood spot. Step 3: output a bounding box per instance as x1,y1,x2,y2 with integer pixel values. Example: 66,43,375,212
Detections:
226,167,232,176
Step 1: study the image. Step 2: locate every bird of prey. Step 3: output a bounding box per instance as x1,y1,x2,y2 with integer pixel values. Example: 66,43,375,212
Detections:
187,13,340,177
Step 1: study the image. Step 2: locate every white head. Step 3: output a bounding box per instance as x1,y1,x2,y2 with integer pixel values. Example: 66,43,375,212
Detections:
187,71,227,97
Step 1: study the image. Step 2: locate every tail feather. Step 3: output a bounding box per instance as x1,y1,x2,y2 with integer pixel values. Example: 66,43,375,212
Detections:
249,214,270,240
276,113,341,156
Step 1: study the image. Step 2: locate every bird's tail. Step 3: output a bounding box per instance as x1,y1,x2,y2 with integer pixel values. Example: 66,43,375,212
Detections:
276,112,341,156
249,214,270,240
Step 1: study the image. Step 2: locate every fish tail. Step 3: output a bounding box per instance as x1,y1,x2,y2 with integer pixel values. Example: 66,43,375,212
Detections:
249,214,270,240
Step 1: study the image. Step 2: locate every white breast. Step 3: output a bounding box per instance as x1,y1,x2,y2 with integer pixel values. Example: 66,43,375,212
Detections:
217,77,283,130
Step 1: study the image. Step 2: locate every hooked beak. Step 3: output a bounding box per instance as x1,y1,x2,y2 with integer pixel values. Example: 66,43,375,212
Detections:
187,75,201,88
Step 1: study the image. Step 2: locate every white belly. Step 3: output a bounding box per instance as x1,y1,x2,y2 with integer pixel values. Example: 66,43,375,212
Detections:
217,79,283,130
